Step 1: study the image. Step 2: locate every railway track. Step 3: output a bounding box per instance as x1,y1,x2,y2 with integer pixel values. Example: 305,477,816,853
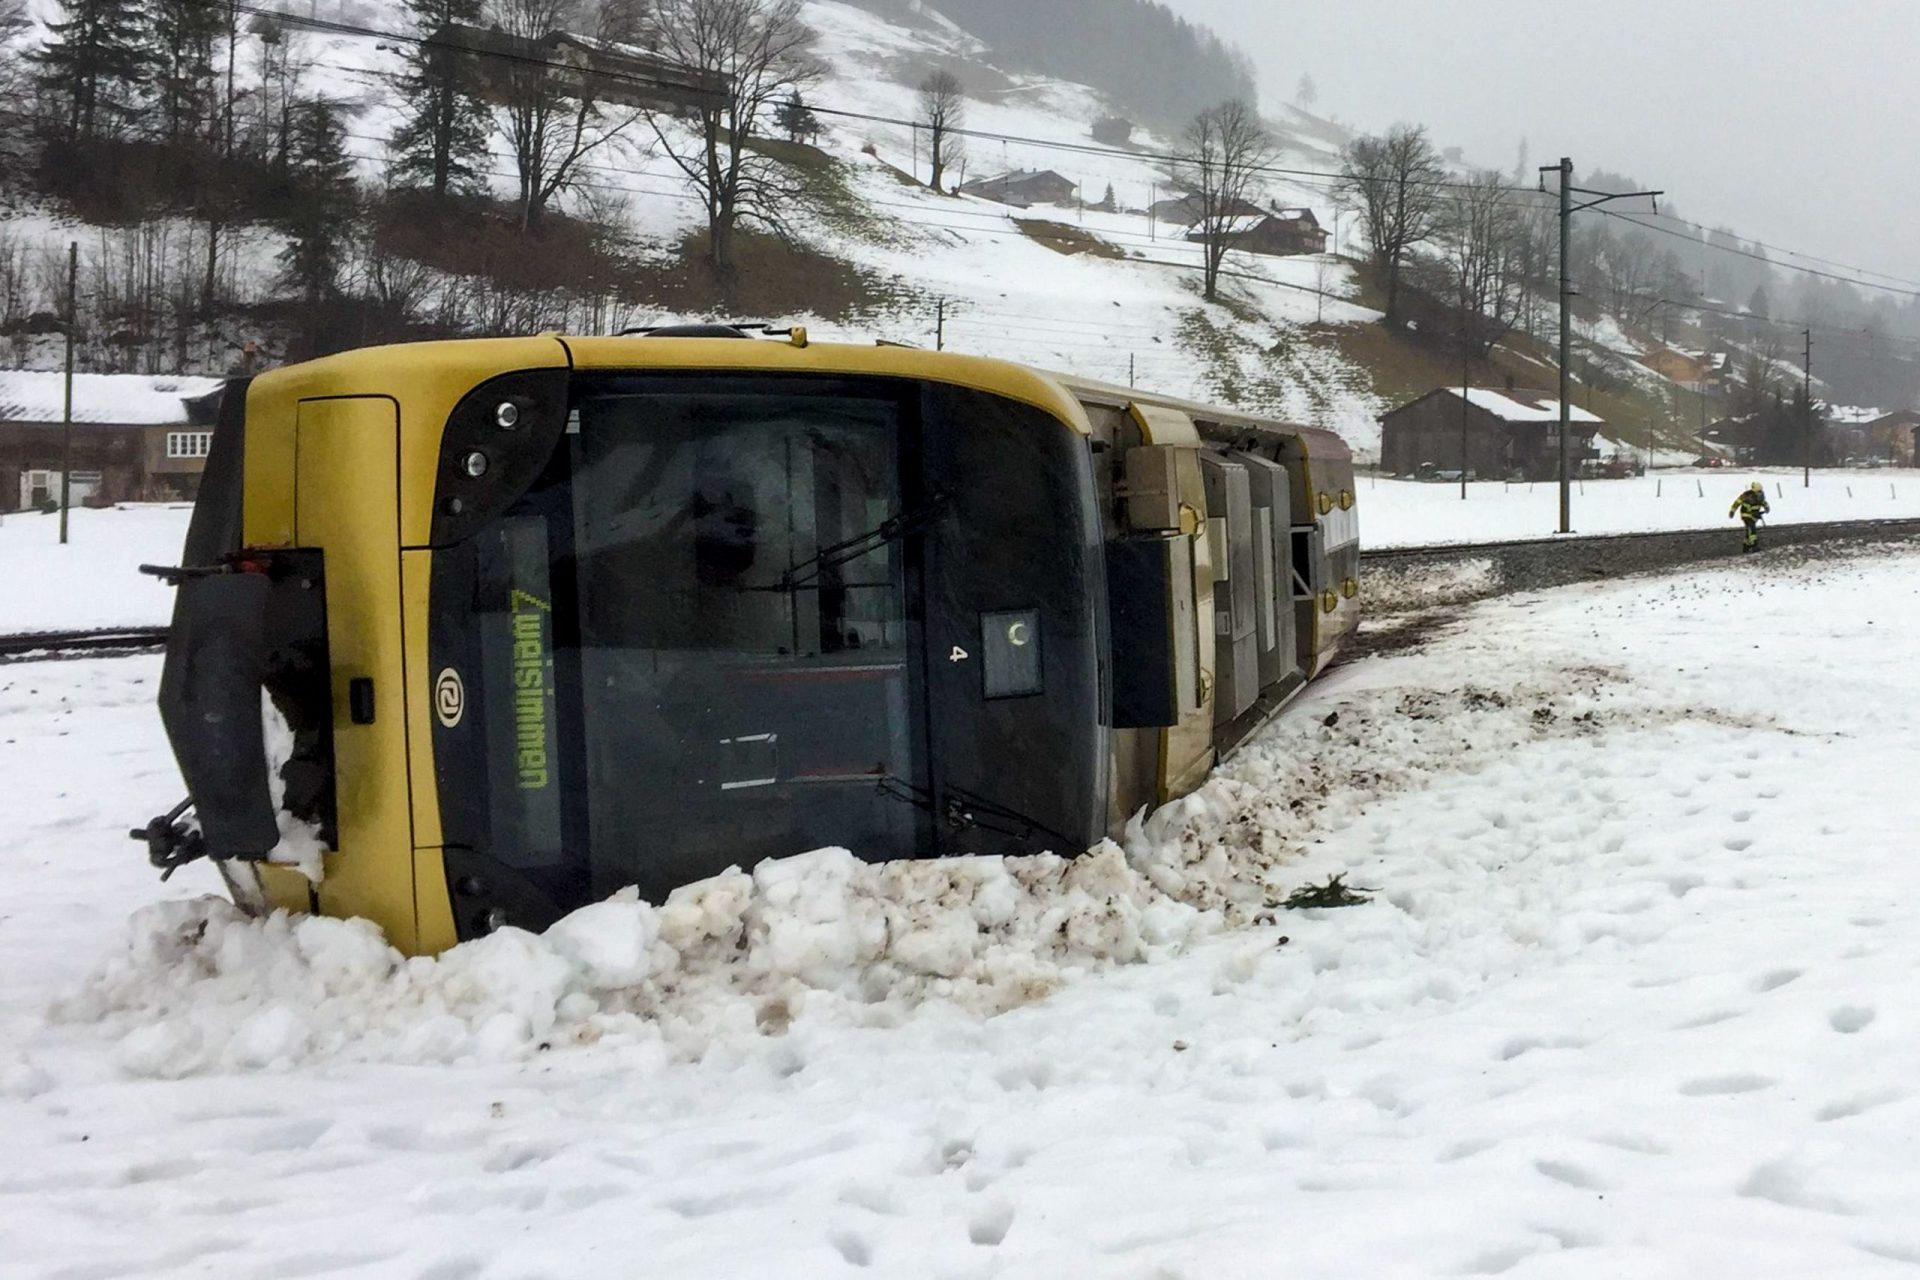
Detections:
0,625,170,663
1349,515,1920,661
1358,515,1920,567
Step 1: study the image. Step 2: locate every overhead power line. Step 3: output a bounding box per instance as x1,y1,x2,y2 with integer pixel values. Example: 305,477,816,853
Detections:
1599,209,1920,301
22,0,1920,313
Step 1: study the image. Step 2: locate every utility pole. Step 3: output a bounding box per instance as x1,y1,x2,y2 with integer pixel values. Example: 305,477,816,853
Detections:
1551,157,1572,532
1128,352,1135,386
1803,327,1813,488
934,297,945,351
1539,157,1663,534
58,241,76,546
1460,322,1471,501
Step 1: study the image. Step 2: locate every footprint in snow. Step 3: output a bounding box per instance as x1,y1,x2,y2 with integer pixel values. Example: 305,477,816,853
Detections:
1679,1073,1774,1097
1816,1088,1908,1122
969,1201,1016,1247
1534,1159,1608,1191
1752,968,1802,993
829,1229,874,1267
1829,1005,1876,1034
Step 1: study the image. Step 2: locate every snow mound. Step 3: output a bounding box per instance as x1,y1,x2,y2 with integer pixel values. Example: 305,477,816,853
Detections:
60,664,1723,1079
57,842,1214,1078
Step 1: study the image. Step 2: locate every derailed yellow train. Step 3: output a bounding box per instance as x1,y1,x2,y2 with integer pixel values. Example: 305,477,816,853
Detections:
138,329,1359,954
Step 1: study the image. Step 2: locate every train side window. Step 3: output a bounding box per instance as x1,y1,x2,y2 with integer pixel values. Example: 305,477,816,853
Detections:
1290,529,1315,598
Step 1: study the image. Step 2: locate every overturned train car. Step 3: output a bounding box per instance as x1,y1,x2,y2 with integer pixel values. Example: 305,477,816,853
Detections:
138,332,1359,955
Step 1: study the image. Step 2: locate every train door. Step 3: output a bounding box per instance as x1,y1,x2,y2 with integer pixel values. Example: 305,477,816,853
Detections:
292,397,417,950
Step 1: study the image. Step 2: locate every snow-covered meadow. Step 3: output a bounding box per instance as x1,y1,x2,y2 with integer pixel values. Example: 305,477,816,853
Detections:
1364,466,1920,547
5,533,1920,1277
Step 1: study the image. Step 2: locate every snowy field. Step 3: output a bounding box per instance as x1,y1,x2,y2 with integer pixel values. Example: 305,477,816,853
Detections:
6,541,1920,1277
0,504,190,632
1364,467,1920,547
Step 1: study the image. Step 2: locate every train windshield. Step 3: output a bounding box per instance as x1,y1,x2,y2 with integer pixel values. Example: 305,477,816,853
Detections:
437,378,930,915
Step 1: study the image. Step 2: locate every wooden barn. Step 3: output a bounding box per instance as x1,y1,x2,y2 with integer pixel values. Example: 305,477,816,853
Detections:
423,23,728,112
958,169,1078,208
1149,193,1266,227
0,371,224,512
1184,208,1329,258
1381,387,1605,481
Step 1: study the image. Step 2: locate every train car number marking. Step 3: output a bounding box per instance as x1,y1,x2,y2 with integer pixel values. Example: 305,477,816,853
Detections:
949,646,969,663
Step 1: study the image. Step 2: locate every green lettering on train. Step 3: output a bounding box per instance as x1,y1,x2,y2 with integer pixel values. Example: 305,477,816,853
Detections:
510,590,553,790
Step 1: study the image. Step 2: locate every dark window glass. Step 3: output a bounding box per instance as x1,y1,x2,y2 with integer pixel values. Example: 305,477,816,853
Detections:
475,515,563,866
463,383,929,903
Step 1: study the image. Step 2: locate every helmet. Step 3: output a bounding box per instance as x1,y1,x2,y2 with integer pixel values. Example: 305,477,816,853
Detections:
1750,481,1764,493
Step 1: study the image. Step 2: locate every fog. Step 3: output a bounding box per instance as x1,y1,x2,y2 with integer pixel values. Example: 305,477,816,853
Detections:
1161,0,1920,293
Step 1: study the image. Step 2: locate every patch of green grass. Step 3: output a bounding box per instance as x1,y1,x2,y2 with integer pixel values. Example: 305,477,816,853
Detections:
1013,218,1126,259
742,135,905,248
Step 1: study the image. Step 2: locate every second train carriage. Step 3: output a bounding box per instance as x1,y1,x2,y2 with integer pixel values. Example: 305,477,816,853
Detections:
139,328,1359,954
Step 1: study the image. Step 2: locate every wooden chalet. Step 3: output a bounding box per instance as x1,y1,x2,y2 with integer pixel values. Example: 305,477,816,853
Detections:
1381,386,1605,481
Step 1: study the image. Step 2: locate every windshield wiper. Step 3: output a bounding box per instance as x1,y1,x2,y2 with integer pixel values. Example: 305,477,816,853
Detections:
771,490,950,594
877,775,1082,852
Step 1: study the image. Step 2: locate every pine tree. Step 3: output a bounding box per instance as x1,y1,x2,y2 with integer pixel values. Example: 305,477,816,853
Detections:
151,0,222,144
387,0,491,198
29,0,153,143
775,90,818,144
277,98,358,308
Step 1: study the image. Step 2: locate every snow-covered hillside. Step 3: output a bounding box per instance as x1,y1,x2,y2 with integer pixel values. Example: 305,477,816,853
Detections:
8,541,1920,1276
3,0,1394,451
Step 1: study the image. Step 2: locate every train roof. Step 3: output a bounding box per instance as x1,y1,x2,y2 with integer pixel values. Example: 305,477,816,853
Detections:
254,333,1349,459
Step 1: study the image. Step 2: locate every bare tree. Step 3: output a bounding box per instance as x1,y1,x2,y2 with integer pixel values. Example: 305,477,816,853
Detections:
650,0,819,275
1173,99,1274,302
1439,169,1522,359
1339,123,1445,328
917,69,963,190
489,0,643,232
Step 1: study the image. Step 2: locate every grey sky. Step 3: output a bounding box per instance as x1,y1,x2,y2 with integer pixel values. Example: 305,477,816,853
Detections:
1160,0,1920,292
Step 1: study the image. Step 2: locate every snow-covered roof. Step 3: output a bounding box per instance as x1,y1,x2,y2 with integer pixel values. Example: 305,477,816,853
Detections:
1827,404,1885,425
0,370,225,427
1443,387,1603,424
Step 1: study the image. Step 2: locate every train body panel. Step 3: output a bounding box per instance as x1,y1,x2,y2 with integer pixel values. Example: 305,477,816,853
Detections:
143,334,1360,954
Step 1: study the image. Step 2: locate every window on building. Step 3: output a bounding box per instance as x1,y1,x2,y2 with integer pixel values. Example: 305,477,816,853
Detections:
166,431,213,459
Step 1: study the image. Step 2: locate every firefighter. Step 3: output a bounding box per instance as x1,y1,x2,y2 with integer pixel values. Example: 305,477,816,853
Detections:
1729,481,1771,552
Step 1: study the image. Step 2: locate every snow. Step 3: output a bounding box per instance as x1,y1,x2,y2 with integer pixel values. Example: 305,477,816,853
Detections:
1448,385,1603,424
0,503,190,631
0,370,224,426
7,540,1920,1275
1364,466,1920,546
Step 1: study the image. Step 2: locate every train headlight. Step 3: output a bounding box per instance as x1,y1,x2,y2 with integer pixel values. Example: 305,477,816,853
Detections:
1317,492,1333,515
1339,489,1354,510
1340,577,1358,599
1320,589,1338,613
433,368,569,546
